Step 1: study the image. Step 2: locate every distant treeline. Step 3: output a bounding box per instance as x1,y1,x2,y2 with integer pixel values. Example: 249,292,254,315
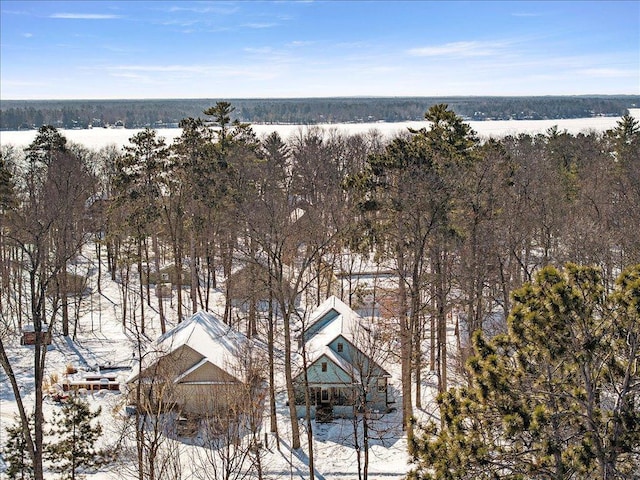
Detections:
1,95,637,130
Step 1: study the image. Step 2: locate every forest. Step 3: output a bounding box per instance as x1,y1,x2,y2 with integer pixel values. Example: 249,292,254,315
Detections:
1,95,638,130
0,102,638,479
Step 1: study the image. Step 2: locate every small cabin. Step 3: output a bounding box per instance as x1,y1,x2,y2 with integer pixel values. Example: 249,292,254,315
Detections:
143,264,190,286
21,324,52,346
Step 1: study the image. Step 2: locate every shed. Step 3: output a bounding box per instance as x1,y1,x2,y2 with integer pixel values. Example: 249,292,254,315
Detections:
21,324,52,346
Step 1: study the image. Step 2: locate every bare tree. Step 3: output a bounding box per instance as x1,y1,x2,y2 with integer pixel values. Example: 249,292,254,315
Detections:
0,126,95,480
191,342,267,480
123,320,184,480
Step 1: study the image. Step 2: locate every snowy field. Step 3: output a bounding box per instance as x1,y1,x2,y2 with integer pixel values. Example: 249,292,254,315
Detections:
0,240,458,479
2,109,639,151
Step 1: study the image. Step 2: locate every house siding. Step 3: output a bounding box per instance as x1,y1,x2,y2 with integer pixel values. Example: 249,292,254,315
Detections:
304,355,353,385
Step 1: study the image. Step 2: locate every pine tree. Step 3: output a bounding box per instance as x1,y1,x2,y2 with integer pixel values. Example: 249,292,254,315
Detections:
3,415,34,479
409,264,640,479
0,153,16,213
46,395,104,480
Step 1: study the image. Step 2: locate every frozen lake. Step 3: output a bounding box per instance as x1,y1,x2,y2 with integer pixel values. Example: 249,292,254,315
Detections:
2,109,638,150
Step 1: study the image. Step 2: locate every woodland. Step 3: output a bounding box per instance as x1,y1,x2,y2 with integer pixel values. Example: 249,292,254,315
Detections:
0,102,639,479
1,95,637,130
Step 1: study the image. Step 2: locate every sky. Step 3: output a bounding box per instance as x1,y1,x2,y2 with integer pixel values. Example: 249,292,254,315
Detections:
1,0,638,100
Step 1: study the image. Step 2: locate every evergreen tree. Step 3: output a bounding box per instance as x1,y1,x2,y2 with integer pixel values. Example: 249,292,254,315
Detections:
3,415,34,479
351,104,478,440
112,128,168,329
0,153,16,213
46,395,104,480
409,264,640,479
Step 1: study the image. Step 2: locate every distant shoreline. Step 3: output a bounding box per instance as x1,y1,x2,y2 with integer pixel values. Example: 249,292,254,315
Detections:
2,110,638,151
2,95,637,131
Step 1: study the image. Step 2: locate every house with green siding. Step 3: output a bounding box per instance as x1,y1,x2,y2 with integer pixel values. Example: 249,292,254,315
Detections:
294,296,392,420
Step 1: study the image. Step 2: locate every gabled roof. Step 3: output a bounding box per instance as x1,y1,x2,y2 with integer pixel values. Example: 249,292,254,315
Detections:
304,295,363,347
174,358,238,385
298,296,389,380
128,310,249,384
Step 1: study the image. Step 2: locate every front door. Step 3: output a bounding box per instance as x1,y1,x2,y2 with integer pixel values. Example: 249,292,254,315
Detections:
321,388,330,404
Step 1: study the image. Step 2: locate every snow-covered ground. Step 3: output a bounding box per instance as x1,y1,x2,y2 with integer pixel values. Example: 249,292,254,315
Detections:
4,109,633,478
2,110,638,151
1,242,459,479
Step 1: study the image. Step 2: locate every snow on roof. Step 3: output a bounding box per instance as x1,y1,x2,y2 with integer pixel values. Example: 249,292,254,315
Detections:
22,324,49,332
298,296,390,379
290,207,306,224
129,310,249,383
305,295,363,347
303,296,372,363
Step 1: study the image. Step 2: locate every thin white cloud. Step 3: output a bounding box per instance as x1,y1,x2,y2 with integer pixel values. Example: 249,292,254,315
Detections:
109,64,210,74
50,13,122,19
1,79,49,88
22,33,33,38
407,41,505,57
167,5,239,15
286,40,315,47
242,22,277,29
101,45,144,54
96,62,284,84
159,19,199,27
335,41,370,49
578,68,638,78
109,72,148,80
511,12,543,17
244,47,276,54
0,9,30,15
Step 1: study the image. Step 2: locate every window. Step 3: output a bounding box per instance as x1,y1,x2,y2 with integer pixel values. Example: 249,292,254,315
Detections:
321,362,327,372
337,343,343,352
377,378,386,393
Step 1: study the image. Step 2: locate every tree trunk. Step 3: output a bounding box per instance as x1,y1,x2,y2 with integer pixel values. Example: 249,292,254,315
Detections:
174,242,183,322
152,234,166,334
61,268,69,337
190,231,198,315
301,339,315,480
96,239,102,294
282,300,301,449
267,285,279,441
144,237,151,307
397,245,413,443
137,237,145,334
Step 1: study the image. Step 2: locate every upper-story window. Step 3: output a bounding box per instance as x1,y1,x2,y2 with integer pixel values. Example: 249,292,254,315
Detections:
337,343,343,353
321,362,327,372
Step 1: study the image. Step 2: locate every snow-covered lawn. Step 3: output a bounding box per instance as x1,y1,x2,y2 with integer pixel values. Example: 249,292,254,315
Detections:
1,241,453,479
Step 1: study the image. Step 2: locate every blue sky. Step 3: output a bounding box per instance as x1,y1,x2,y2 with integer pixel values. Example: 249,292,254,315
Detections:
1,1,638,99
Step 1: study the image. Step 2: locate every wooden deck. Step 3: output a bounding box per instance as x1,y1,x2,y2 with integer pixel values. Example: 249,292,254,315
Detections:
62,378,120,392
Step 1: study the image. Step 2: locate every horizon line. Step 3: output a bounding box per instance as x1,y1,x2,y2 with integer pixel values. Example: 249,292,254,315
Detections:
2,93,639,103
